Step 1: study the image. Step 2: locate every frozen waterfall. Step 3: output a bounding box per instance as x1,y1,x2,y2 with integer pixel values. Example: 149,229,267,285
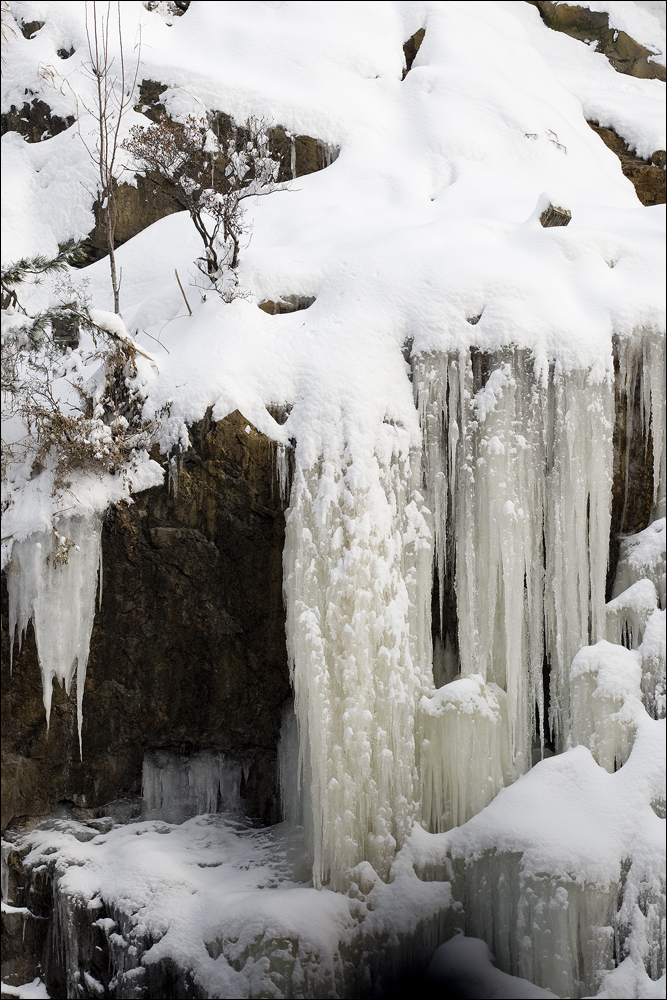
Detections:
283,426,433,889
282,335,665,898
3,334,664,999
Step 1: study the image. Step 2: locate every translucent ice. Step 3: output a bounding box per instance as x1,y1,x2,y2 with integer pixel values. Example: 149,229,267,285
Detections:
283,425,433,889
419,675,509,833
570,640,644,772
6,515,102,755
416,348,614,761
141,750,242,824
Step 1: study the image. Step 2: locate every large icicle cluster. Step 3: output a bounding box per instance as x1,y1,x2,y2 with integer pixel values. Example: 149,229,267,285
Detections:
6,514,102,754
416,347,614,797
283,425,433,889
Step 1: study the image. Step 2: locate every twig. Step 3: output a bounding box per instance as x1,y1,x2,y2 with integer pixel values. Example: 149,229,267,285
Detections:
175,268,192,315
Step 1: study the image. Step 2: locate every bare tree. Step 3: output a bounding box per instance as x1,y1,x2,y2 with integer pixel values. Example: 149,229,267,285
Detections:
80,1,141,314
123,112,284,298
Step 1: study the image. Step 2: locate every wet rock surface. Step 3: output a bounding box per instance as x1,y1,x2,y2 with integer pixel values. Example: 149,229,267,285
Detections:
1,410,290,832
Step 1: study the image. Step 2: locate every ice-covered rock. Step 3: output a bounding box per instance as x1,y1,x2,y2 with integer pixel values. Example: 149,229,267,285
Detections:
613,519,666,609
419,675,509,833
570,639,644,771
606,579,659,649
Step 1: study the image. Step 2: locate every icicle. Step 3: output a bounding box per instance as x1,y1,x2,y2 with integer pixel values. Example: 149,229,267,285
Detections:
283,424,433,889
141,750,242,823
419,675,509,832
6,514,102,757
638,608,666,719
606,579,658,649
617,332,667,522
416,347,614,769
274,441,291,505
543,362,615,748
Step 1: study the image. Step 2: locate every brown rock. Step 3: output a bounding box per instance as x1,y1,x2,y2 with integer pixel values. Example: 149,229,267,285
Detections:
403,28,425,79
527,1,666,81
540,203,572,227
588,122,666,206
258,295,315,315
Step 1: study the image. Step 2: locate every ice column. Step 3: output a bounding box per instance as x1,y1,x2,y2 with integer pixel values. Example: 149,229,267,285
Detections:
416,348,614,760
569,640,644,772
419,675,510,832
6,514,102,754
283,424,433,889
638,608,666,719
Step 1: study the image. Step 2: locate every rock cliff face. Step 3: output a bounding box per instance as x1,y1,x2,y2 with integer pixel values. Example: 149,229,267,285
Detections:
1,410,290,832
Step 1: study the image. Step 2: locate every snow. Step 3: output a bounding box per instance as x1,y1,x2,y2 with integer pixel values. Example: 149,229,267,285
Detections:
577,3,667,64
1,1,666,997
0,981,51,1000
7,812,457,1000
514,2,666,157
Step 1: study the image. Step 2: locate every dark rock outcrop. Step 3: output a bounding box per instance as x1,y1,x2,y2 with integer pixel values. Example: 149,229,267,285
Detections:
588,122,666,206
403,28,425,79
1,97,75,143
20,20,45,39
527,1,666,81
1,410,290,832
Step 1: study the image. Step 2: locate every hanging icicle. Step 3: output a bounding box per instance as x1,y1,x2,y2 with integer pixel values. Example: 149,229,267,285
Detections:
6,514,102,757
